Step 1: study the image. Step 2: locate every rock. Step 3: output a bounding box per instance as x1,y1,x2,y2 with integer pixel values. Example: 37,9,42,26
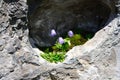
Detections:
0,0,120,80
5,44,16,54
0,39,5,46
0,39,5,51
0,0,3,7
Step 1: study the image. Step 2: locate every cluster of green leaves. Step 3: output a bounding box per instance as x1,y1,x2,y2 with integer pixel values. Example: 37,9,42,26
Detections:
40,39,70,63
41,52,65,63
40,33,94,63
52,39,70,51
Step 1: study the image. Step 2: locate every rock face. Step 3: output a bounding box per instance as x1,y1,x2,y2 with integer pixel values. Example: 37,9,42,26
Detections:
0,0,120,80
0,0,40,79
29,0,115,47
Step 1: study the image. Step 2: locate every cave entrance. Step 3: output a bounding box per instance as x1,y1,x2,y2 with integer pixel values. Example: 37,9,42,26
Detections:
27,0,115,63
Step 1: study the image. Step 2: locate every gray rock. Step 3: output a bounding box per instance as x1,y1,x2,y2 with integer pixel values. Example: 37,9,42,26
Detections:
0,0,3,7
0,39,5,46
5,44,16,54
0,0,120,80
0,39,5,51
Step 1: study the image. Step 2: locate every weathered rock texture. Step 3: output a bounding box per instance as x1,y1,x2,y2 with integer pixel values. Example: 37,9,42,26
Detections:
0,0,120,80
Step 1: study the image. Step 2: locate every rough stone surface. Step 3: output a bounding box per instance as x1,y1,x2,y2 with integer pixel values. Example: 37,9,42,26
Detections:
0,0,120,80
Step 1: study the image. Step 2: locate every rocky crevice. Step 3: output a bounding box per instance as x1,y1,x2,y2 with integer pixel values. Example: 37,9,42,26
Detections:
0,0,120,80
28,0,115,47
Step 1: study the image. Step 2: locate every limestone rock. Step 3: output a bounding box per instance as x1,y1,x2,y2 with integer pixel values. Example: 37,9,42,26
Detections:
0,0,120,80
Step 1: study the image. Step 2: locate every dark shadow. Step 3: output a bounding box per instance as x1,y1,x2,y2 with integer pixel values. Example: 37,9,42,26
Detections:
27,0,43,16
27,0,117,49
4,0,19,3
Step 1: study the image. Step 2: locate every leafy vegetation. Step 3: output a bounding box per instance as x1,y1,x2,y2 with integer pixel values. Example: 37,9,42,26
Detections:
40,29,94,63
41,52,65,63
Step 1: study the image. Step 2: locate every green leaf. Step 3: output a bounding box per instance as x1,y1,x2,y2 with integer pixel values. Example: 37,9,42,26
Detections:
40,51,66,63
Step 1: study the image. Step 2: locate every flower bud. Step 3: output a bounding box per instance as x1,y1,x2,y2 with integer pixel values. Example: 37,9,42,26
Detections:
68,30,74,37
50,29,57,37
58,37,64,44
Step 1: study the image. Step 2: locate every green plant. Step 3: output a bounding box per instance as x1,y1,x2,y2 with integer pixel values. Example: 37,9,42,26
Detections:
41,36,71,63
52,38,70,51
41,51,65,63
69,34,87,47
40,29,93,63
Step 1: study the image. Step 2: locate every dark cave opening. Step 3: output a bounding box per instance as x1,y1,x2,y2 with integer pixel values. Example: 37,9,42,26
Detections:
27,0,115,48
